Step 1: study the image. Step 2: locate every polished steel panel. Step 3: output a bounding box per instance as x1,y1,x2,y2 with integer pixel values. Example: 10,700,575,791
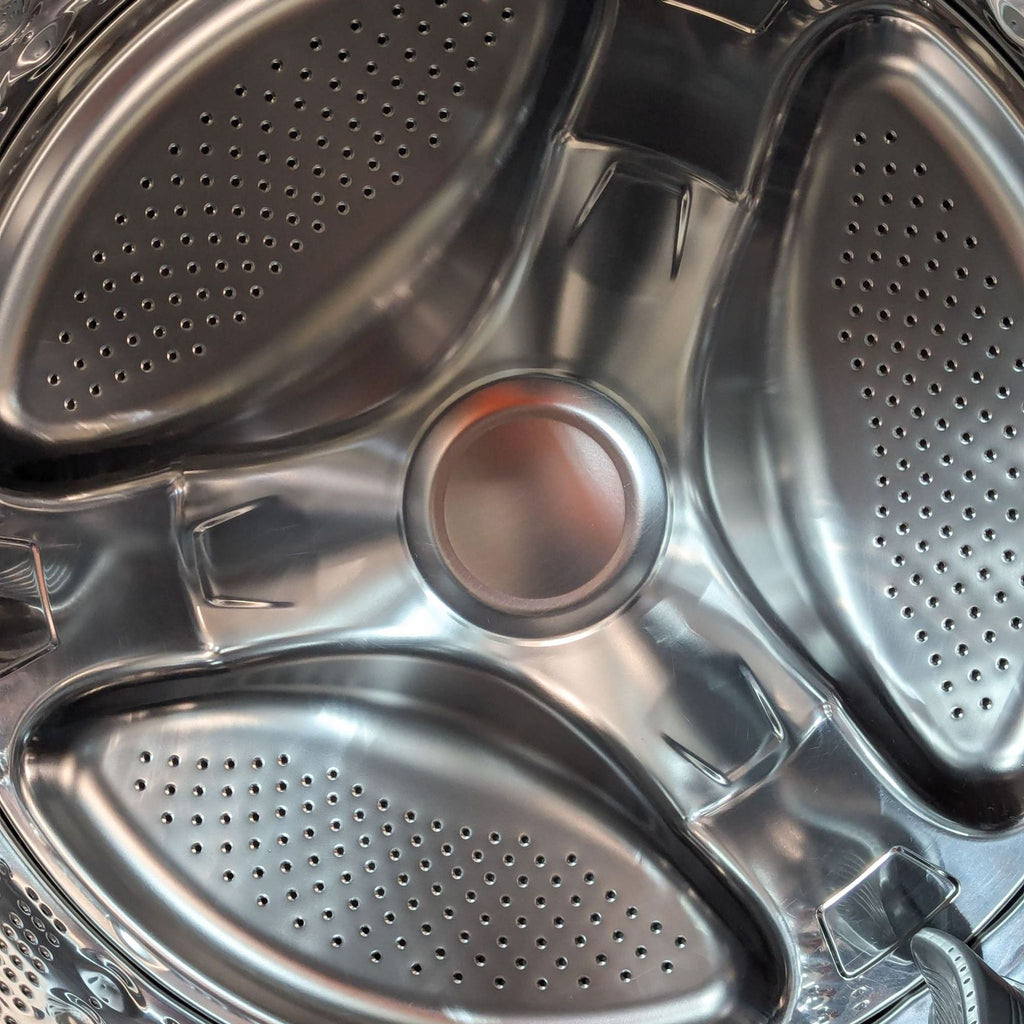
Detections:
702,11,1024,828
0,1,1022,1024
0,0,575,448
22,655,771,1024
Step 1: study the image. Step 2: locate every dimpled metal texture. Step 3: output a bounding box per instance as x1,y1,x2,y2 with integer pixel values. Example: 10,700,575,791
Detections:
5,0,532,438
778,71,1024,787
0,855,139,1024
0,864,70,1022
9,5,1024,1024
27,690,723,1018
829,119,1022,718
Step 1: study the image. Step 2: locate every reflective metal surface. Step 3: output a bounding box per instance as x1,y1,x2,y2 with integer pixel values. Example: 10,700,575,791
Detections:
24,656,770,1024
987,0,1024,45
0,0,586,451
702,9,1024,828
403,373,668,635
0,1,1023,1024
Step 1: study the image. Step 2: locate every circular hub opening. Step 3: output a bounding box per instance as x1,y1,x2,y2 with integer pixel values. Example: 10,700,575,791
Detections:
404,374,667,636
442,413,628,603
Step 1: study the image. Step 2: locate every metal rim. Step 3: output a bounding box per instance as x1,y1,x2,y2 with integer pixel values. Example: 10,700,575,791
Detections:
403,372,668,637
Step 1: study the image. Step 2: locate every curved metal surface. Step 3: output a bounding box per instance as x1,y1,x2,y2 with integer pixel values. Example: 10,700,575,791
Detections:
403,373,669,635
702,8,1024,829
0,0,579,449
0,1,1022,1024
20,655,770,1024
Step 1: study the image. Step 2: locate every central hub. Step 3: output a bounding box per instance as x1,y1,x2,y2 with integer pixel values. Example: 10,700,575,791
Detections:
441,407,628,605
404,374,667,636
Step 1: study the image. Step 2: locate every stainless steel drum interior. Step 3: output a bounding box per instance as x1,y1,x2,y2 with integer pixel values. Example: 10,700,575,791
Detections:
0,1,1023,1024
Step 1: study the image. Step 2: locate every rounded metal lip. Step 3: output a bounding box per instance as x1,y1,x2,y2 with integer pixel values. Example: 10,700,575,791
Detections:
403,372,669,638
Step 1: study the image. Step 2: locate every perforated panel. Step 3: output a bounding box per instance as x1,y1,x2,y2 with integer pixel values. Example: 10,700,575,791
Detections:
1,0,549,440
779,72,1024,774
28,690,732,1018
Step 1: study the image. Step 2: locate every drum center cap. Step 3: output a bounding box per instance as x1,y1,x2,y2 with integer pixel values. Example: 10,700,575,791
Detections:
440,406,629,604
405,375,667,635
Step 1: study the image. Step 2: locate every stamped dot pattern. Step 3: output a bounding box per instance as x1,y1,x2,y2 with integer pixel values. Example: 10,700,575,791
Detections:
131,745,690,1007
0,864,65,1023
0,858,157,1024
21,0,520,423
813,113,1023,727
